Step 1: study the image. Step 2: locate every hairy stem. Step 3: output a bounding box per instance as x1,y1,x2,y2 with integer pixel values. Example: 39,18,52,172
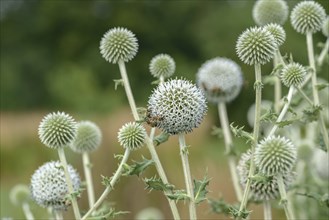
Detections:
306,32,329,152
277,174,294,220
218,102,242,201
263,200,272,220
178,134,197,220
57,148,81,219
317,38,329,66
82,152,95,209
22,202,34,220
81,149,130,220
238,63,262,215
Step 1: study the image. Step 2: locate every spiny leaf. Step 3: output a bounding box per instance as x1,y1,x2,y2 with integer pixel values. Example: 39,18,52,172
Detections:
316,83,329,91
208,198,248,218
230,123,253,143
122,157,154,177
260,108,277,123
270,63,284,76
211,126,223,139
296,192,329,208
276,119,295,128
144,176,175,192
193,176,210,204
101,175,112,188
153,132,170,146
302,105,322,122
113,79,124,90
166,190,189,202
87,202,129,219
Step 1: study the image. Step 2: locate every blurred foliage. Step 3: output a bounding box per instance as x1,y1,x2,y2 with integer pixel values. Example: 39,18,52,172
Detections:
1,0,328,124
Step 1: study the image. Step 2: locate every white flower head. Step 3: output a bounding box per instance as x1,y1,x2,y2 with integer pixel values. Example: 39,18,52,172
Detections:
118,122,146,150
263,23,286,47
149,54,176,79
252,0,289,26
280,62,307,87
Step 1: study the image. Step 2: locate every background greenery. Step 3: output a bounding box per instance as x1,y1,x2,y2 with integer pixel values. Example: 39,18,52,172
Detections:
1,0,328,219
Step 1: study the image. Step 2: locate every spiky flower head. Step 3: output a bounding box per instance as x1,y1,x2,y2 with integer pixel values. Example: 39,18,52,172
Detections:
147,79,207,135
237,150,294,201
196,57,243,103
252,0,289,26
255,136,297,175
70,121,102,153
118,122,146,150
322,16,329,37
280,62,306,87
10,184,30,206
236,27,277,65
100,27,138,64
263,23,286,47
38,112,77,149
30,161,81,210
291,1,326,34
149,54,176,79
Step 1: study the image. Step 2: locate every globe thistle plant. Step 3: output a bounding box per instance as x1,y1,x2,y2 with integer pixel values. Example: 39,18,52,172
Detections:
30,161,81,210
291,1,326,34
252,0,289,26
255,136,297,176
100,27,138,64
280,62,307,88
237,150,294,201
236,27,277,65
70,121,102,153
196,57,243,103
149,54,176,79
118,122,146,150
147,79,207,135
38,112,77,149
263,23,286,48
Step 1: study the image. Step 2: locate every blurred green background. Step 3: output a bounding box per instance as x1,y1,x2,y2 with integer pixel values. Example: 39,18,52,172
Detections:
1,0,328,219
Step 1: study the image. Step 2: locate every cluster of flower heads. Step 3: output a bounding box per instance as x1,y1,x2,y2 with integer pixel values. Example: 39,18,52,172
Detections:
30,161,81,210
147,79,207,135
196,57,243,103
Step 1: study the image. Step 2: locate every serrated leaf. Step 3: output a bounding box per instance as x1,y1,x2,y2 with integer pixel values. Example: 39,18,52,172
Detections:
208,198,232,215
113,79,124,90
153,132,170,146
316,83,329,91
260,108,277,123
193,176,210,204
88,202,129,219
276,120,295,128
101,175,112,188
122,157,154,177
269,64,284,76
166,190,189,202
144,176,175,192
230,123,253,143
302,105,322,122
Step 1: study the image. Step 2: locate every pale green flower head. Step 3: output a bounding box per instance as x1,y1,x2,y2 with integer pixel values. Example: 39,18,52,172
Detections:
252,0,289,26
291,1,326,34
118,122,146,150
149,54,176,79
280,62,306,87
30,161,81,210
263,23,286,47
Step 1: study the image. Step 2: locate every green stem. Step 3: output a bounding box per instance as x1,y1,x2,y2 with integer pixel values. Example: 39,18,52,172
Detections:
81,149,130,220
54,210,63,220
22,202,34,220
217,102,242,201
317,38,329,66
238,63,262,215
82,152,95,209
117,59,181,219
277,174,294,220
263,200,272,220
57,148,81,219
296,87,313,106
268,86,295,137
273,50,283,113
178,134,197,220
306,32,329,152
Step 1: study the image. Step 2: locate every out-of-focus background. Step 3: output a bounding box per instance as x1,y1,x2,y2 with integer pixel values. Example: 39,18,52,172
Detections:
1,0,328,219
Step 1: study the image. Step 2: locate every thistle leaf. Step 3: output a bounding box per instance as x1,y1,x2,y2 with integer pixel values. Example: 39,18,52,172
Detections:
122,157,154,177
166,190,189,202
113,79,124,90
193,176,210,204
230,123,253,143
144,176,175,192
153,132,170,146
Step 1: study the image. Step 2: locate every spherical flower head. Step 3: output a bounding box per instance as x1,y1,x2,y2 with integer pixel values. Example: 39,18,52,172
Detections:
10,184,30,206
280,62,306,87
38,112,77,149
100,27,138,64
147,79,207,135
291,1,326,34
255,136,297,175
196,57,243,103
118,122,146,150
236,27,277,65
322,16,329,37
70,121,102,153
263,23,286,47
149,54,176,79
252,0,289,26
237,150,294,201
30,161,81,210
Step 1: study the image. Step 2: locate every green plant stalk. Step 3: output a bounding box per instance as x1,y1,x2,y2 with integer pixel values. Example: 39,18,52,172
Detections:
82,152,95,208
217,102,242,201
178,134,197,220
277,174,294,220
57,148,81,219
306,32,329,152
317,38,329,66
22,202,34,220
296,87,313,105
54,210,63,220
268,86,295,137
238,63,262,215
117,59,181,219
263,200,272,220
81,149,130,220
273,50,283,113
